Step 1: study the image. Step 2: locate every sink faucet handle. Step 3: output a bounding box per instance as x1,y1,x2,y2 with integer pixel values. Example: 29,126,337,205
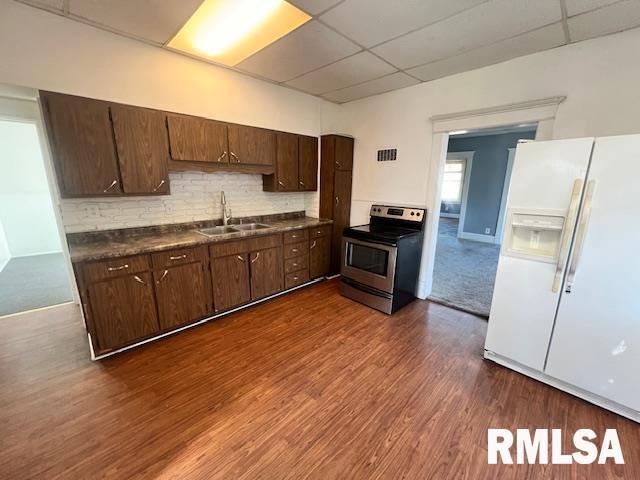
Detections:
221,190,226,205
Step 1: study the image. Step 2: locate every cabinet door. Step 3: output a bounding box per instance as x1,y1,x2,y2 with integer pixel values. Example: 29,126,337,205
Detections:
211,254,251,312
309,235,330,279
88,273,160,351
275,132,298,191
228,125,275,166
41,91,122,196
154,263,211,330
334,136,354,171
111,105,170,194
298,135,318,191
249,247,283,300
167,113,228,163
331,170,353,274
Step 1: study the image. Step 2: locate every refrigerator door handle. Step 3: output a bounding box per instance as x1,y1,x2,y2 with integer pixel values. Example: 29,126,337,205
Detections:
552,178,583,292
565,179,597,293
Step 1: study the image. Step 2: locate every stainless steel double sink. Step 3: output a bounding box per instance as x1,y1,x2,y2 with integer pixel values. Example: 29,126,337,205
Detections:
197,223,271,237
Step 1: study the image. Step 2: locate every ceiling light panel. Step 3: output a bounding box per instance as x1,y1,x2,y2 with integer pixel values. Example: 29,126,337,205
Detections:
69,0,204,45
168,0,311,66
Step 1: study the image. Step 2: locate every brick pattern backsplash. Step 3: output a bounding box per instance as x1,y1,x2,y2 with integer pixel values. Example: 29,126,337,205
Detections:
60,172,319,233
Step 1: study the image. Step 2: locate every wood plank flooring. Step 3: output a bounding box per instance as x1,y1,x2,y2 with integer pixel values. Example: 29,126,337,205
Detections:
0,279,637,479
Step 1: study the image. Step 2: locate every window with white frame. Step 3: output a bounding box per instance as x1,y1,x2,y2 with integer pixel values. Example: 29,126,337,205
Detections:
441,159,466,202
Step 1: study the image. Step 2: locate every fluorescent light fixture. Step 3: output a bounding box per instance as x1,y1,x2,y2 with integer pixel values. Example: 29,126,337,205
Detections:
449,130,469,135
168,0,311,66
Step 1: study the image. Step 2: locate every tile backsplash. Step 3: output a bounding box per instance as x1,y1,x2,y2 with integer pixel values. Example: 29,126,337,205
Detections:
61,172,319,233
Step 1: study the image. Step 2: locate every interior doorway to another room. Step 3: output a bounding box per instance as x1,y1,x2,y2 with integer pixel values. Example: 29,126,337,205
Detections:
0,94,74,317
429,124,537,316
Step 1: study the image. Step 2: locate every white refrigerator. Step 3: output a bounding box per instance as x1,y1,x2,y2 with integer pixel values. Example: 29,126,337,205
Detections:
484,134,640,422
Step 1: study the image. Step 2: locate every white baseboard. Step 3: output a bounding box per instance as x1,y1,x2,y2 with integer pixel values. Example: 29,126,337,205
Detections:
484,350,639,423
458,231,495,243
440,213,460,219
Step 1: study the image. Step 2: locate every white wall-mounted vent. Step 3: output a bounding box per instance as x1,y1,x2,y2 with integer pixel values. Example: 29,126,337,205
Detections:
377,148,397,161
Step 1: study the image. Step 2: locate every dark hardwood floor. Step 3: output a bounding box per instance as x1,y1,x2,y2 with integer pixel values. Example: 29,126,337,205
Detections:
0,279,637,479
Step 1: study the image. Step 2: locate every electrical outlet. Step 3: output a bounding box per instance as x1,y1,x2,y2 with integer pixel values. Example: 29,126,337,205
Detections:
485,227,491,235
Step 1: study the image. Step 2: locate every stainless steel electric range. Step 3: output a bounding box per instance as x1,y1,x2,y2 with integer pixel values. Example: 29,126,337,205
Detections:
339,204,427,314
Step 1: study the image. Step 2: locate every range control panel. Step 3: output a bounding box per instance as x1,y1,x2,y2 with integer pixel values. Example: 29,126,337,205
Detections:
370,205,426,222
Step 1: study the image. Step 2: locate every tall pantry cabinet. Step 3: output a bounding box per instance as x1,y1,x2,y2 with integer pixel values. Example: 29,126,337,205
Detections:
320,135,354,275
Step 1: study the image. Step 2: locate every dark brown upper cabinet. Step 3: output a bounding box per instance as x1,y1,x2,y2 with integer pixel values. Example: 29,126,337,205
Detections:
263,134,318,192
42,91,122,197
298,135,319,191
111,105,170,194
166,113,229,164
228,124,275,167
334,135,354,171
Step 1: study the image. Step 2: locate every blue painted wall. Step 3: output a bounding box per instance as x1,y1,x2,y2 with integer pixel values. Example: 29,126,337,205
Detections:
447,130,536,236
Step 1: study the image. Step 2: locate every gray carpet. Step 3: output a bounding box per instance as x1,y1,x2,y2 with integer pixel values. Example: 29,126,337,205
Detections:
0,253,73,317
430,218,500,317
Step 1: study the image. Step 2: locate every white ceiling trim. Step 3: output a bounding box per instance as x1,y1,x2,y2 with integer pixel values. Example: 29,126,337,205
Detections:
431,96,566,133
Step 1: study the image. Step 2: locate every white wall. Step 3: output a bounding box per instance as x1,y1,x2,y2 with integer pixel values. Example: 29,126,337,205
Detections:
324,26,640,227
0,217,9,269
0,119,62,256
0,0,330,232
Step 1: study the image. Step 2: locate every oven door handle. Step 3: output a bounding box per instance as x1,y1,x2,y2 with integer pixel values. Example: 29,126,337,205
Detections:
342,278,392,299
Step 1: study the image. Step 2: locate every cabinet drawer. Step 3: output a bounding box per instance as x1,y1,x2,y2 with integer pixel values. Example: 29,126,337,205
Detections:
310,225,331,239
83,254,151,283
284,241,308,259
210,234,281,258
152,246,207,269
283,228,308,244
285,269,309,289
284,255,308,274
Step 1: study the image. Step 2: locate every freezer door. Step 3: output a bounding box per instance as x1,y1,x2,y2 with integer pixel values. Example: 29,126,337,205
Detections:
545,134,640,412
485,137,594,370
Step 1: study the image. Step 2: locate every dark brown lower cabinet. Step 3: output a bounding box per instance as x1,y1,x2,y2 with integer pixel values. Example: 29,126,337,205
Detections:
212,253,251,312
309,235,331,279
154,263,211,330
250,247,283,300
87,272,160,351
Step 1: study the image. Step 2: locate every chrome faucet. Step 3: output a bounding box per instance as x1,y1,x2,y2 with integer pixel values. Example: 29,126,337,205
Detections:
221,191,232,226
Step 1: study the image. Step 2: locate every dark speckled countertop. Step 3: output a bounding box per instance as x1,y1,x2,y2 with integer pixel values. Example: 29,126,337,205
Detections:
68,211,333,263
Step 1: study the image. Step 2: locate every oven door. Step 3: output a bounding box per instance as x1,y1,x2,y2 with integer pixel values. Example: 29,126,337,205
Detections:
341,236,397,293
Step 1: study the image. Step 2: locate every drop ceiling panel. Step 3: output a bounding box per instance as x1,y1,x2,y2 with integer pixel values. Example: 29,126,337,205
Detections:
568,0,640,42
288,0,342,15
565,0,621,17
372,0,562,69
19,0,64,11
286,51,396,94
68,0,204,44
320,0,487,47
407,23,566,82
322,72,419,103
236,21,360,82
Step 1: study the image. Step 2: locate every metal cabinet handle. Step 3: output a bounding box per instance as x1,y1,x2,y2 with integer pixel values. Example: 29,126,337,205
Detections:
299,181,305,187
251,252,260,264
293,275,299,280
236,255,245,262
153,179,166,192
217,151,227,162
291,234,298,238
565,180,597,293
107,264,129,272
156,270,168,284
335,196,339,206
292,262,298,267
552,178,583,292
169,254,187,261
292,248,298,253
335,161,341,168
278,181,286,188
133,275,146,285
104,179,118,192
230,151,239,162
310,240,317,249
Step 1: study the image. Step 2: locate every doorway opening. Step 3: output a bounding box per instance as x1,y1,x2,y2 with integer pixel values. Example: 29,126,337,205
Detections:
0,96,74,317
429,124,537,316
